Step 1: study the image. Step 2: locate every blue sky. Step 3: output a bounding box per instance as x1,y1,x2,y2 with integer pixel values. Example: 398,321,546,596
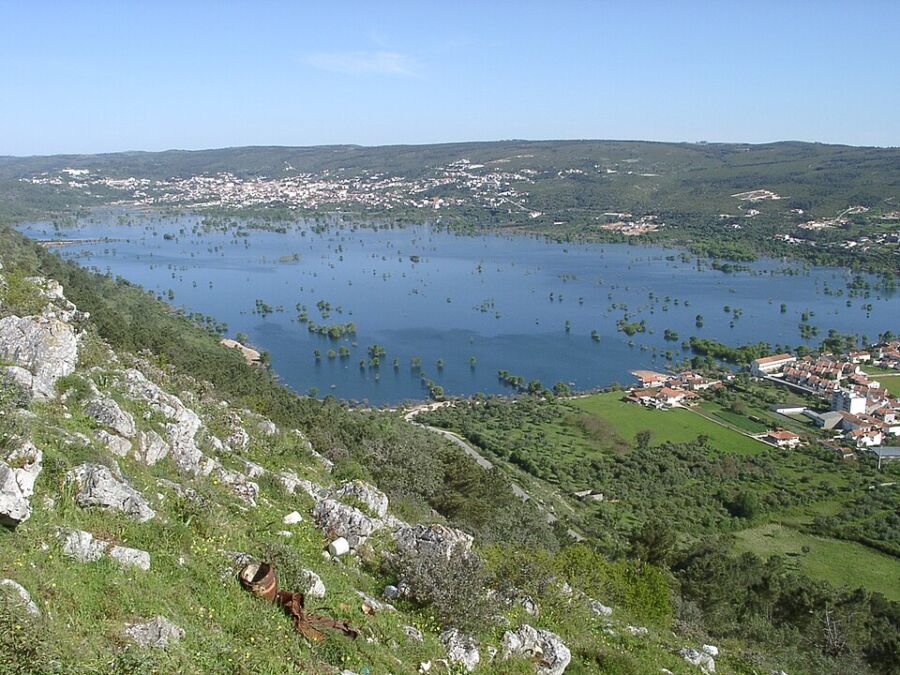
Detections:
1,1,898,155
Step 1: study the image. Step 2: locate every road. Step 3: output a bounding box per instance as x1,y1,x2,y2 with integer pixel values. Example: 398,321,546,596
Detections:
403,403,536,504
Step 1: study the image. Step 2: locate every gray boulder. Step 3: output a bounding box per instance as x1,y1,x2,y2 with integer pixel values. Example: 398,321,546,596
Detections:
122,615,184,648
109,545,152,571
393,523,474,560
0,442,43,527
59,528,109,562
0,578,40,615
440,629,480,672
312,499,383,548
66,463,156,522
84,396,136,438
501,624,571,675
0,314,78,400
58,528,151,570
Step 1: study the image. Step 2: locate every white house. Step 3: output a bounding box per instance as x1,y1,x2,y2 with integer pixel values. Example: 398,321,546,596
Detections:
751,353,796,376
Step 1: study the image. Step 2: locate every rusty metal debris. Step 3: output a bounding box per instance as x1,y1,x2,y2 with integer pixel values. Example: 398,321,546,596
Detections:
239,562,358,641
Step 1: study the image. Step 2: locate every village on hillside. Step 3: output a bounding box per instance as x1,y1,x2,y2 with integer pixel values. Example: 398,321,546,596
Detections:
623,340,900,465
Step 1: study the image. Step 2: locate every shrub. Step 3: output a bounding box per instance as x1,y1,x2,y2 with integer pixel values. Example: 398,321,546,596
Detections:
392,546,492,632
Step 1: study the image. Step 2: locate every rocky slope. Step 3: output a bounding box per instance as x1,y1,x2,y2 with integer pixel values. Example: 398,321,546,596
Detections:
0,266,790,674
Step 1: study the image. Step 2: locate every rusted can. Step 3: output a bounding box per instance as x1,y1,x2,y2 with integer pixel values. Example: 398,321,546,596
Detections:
239,562,278,602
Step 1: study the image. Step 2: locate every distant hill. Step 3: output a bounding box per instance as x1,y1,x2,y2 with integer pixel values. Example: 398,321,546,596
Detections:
2,139,899,272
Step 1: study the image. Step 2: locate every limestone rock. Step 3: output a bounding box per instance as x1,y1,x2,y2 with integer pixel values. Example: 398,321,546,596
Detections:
239,458,266,479
393,523,473,560
440,629,480,672
589,599,613,617
626,625,648,636
0,578,40,615
84,396,136,438
226,426,250,451
136,430,169,466
330,480,389,518
257,419,278,436
312,499,383,548
95,429,133,458
202,459,259,506
66,463,156,522
109,545,152,571
501,624,571,675
59,528,108,562
403,625,424,642
2,366,33,397
0,442,42,527
357,590,396,613
0,314,78,400
300,569,326,598
282,511,303,525
58,528,151,570
680,647,716,674
122,616,184,648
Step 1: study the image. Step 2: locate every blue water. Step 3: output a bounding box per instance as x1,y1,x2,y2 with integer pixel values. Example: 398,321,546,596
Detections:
19,212,899,404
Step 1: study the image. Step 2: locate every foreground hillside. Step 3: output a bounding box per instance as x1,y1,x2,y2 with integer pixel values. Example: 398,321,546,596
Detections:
1,226,898,674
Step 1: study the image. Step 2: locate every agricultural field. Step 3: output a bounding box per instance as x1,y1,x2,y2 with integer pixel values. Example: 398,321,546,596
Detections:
568,392,766,455
734,523,900,601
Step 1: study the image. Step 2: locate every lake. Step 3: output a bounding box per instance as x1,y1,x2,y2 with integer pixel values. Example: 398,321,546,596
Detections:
19,212,900,404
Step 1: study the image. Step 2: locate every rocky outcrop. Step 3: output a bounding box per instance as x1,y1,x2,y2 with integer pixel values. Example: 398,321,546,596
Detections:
330,480,389,518
119,369,257,504
122,616,184,648
312,499,383,548
440,629,480,672
65,463,156,522
501,624,571,675
84,396,136,438
58,528,151,570
0,442,43,527
393,523,474,560
0,578,40,615
0,314,78,400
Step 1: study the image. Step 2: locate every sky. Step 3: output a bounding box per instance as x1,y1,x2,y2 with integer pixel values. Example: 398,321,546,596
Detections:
1,1,899,155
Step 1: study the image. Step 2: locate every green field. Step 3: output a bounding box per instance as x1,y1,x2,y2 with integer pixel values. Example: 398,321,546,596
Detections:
734,523,900,601
865,368,900,396
570,392,766,455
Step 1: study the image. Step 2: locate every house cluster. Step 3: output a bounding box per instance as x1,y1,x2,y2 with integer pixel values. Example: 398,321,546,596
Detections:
22,159,536,217
625,369,722,408
751,344,900,456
